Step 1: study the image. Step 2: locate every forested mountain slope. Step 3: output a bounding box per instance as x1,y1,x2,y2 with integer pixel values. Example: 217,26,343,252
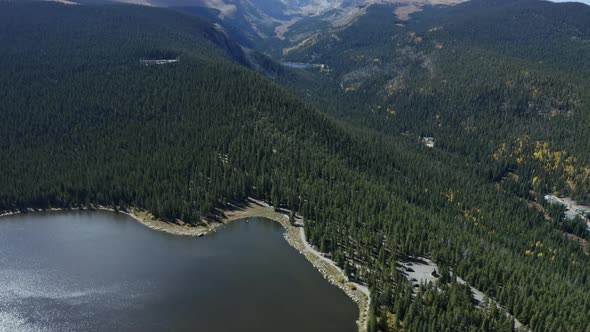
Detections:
0,1,348,220
265,1,590,329
3,1,590,331
278,0,590,204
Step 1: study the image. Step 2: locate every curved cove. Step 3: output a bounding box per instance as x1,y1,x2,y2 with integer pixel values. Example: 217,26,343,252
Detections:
0,211,357,332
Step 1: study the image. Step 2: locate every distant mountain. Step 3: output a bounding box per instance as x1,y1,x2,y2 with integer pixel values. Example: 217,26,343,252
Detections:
70,0,465,43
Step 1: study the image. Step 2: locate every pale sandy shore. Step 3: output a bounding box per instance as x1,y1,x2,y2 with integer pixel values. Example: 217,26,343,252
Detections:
0,199,370,332
0,206,210,237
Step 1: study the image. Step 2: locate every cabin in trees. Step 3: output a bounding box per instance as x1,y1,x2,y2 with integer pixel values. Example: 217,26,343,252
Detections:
421,137,435,148
544,194,590,221
140,58,180,65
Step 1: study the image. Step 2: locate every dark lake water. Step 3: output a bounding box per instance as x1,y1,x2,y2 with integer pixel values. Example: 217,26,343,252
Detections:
0,211,357,332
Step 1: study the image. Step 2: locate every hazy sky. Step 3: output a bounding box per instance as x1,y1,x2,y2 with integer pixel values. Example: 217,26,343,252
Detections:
549,0,590,4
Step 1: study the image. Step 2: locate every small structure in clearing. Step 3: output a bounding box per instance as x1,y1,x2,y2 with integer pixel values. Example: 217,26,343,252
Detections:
421,136,435,148
140,58,180,66
544,194,590,224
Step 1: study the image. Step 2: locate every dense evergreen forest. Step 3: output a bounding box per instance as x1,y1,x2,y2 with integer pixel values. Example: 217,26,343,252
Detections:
2,1,590,331
273,0,590,330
